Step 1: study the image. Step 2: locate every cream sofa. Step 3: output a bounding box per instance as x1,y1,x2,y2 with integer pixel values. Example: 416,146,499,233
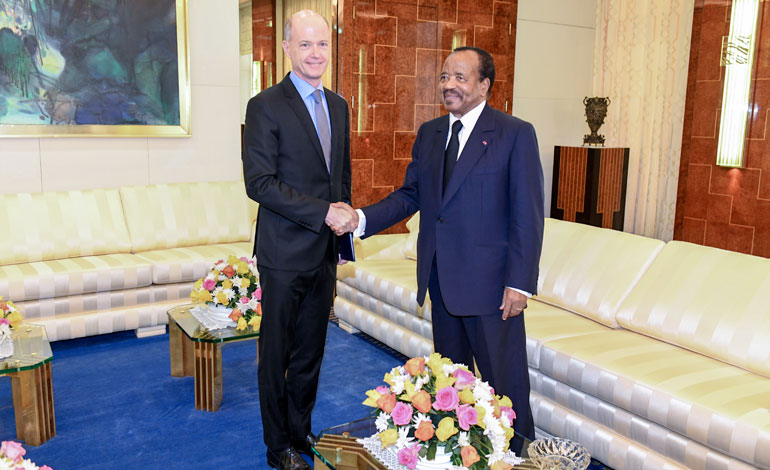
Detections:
335,216,770,470
0,181,256,341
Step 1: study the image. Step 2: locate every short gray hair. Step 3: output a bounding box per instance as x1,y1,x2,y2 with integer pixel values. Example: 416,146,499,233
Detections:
284,10,329,41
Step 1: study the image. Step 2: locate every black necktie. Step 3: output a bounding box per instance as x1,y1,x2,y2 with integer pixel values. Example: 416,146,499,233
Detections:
443,120,463,194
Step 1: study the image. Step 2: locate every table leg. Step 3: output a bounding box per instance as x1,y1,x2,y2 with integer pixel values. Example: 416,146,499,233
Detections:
10,362,56,446
194,342,222,412
169,318,194,377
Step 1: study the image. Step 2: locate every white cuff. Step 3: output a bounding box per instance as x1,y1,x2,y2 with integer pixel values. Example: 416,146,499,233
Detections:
506,286,532,298
353,209,367,238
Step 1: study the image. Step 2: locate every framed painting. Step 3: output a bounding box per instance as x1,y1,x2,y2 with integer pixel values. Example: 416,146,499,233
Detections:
0,0,190,137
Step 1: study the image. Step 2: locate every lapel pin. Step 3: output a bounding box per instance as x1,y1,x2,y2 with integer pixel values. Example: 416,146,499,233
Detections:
482,141,487,146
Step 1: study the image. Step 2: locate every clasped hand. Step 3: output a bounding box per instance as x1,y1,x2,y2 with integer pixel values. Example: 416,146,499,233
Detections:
325,202,358,236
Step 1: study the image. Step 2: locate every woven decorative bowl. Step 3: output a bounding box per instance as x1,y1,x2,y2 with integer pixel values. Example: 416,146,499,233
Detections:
527,437,591,470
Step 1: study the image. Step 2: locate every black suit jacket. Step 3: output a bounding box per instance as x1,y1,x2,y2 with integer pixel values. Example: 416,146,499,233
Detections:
242,74,351,271
362,104,544,315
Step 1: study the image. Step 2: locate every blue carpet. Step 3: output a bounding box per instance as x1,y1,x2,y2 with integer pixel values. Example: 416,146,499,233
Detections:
0,322,406,469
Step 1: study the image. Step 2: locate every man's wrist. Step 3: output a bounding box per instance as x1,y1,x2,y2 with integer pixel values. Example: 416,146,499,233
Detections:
353,209,366,237
506,286,531,298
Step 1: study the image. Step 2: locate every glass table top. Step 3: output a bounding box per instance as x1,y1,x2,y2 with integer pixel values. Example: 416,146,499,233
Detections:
167,304,260,344
0,324,53,374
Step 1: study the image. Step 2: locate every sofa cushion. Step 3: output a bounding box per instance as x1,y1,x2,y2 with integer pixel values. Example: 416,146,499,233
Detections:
134,242,253,284
403,212,419,260
336,258,430,321
525,300,611,369
616,241,770,379
536,218,664,327
15,282,192,321
0,254,153,302
537,330,770,469
120,182,253,252
0,189,132,265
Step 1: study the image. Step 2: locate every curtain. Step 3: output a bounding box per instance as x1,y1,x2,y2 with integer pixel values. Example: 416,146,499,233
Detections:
593,0,694,240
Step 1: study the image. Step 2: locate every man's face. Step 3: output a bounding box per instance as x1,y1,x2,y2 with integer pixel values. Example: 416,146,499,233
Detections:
439,50,489,118
282,14,330,87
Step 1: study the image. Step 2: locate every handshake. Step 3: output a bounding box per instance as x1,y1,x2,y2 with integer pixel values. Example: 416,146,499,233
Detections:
325,202,359,236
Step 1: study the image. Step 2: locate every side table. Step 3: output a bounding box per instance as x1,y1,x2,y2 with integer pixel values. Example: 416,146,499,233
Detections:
167,304,260,412
0,324,55,446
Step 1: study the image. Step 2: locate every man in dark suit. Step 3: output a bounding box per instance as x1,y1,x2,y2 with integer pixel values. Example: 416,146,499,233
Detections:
242,10,357,470
354,46,544,447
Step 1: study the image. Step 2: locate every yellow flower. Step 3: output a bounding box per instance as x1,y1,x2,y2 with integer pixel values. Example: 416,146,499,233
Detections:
435,417,458,442
427,352,451,375
193,279,203,290
475,405,486,430
236,317,247,330
216,292,228,305
199,290,213,303
502,424,514,451
236,261,249,275
248,315,261,330
399,381,416,402
362,389,383,408
379,428,398,448
499,395,513,409
490,461,513,470
190,289,205,303
241,278,251,289
6,311,22,328
458,388,476,404
434,372,456,391
212,270,221,279
222,280,233,290
384,372,397,388
227,255,240,265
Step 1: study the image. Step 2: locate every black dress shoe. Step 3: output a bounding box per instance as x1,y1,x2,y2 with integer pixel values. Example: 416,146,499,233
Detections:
291,432,318,455
266,447,311,470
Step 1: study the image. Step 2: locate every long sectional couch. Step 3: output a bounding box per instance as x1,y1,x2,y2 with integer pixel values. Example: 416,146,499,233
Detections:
0,181,256,341
334,216,770,470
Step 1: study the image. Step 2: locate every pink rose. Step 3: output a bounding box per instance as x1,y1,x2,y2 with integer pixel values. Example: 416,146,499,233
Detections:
40,466,53,470
1,441,25,463
202,279,217,291
376,385,390,395
500,406,516,426
432,387,460,411
240,297,250,305
456,404,478,430
398,443,420,469
391,402,413,426
0,318,9,326
240,257,249,262
453,369,476,389
253,288,262,300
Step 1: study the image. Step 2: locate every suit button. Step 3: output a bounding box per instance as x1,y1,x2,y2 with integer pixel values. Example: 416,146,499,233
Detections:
437,217,443,223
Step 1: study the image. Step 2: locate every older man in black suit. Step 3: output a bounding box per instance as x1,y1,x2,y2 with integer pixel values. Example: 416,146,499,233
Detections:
242,9,357,470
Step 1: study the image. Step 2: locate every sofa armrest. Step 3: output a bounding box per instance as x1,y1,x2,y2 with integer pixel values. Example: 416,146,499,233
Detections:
355,233,409,260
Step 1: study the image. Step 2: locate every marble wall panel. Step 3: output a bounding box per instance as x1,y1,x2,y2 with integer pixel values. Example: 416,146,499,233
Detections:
674,0,770,257
341,0,516,232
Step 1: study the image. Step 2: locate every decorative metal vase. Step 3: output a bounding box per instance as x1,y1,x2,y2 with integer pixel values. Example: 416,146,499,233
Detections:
583,97,611,146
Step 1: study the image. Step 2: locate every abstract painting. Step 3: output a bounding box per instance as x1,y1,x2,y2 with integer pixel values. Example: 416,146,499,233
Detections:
0,0,190,137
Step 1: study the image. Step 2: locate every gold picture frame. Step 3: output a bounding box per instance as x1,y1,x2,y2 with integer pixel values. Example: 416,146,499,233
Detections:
0,0,191,137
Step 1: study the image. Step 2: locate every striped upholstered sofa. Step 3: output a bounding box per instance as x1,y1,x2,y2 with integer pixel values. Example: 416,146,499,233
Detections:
0,181,256,341
335,216,770,470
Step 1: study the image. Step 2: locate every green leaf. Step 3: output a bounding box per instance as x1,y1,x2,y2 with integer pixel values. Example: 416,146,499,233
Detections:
426,441,437,460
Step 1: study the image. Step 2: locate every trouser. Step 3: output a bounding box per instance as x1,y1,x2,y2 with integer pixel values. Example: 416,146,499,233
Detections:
257,253,336,452
428,257,536,451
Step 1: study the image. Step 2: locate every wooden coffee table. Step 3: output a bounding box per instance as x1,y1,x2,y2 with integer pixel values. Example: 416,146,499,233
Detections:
167,304,260,412
0,324,56,446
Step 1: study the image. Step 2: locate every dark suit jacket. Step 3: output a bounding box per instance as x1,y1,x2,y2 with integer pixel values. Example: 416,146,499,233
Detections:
243,74,351,271
362,104,544,316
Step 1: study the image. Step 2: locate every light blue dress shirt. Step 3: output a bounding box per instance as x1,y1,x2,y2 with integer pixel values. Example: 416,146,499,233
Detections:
289,72,332,140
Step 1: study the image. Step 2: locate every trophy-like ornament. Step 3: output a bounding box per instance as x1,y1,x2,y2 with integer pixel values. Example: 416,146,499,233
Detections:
583,97,610,146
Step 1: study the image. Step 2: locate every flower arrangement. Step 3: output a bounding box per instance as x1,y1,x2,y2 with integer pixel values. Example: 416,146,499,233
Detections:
190,256,262,331
0,297,22,357
0,296,22,329
0,441,53,470
363,353,518,470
